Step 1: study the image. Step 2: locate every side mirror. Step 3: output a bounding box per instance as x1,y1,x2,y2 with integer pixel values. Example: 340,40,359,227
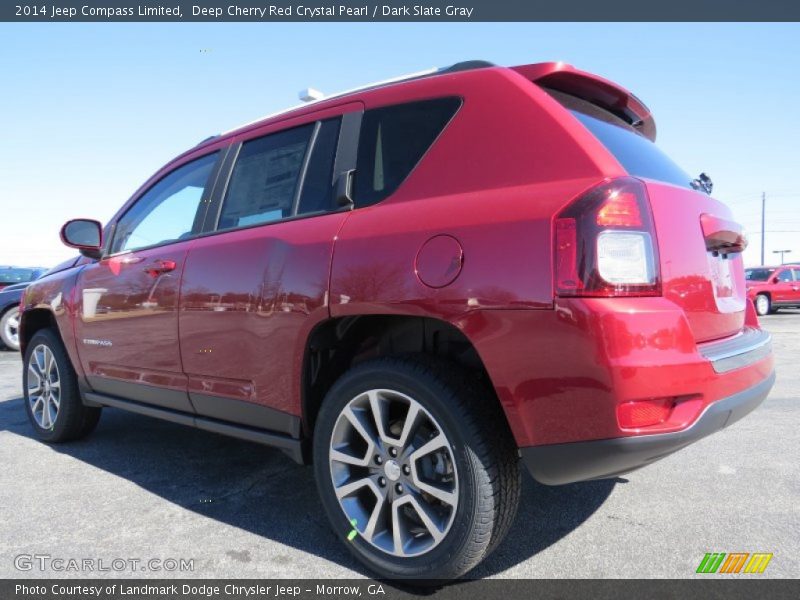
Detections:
60,219,103,259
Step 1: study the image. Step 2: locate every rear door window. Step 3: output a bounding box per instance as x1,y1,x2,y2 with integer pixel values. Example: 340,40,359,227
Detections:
355,97,461,206
220,125,314,229
218,117,342,229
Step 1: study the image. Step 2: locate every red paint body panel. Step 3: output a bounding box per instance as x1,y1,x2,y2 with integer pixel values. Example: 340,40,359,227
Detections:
19,268,83,375
454,301,772,447
179,211,349,416
72,244,191,387
646,182,747,342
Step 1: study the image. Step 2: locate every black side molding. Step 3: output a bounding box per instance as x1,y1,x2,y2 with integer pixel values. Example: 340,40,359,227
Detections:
83,391,305,464
190,392,301,438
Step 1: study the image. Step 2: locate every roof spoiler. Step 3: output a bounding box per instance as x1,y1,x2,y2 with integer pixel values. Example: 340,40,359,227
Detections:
511,62,656,142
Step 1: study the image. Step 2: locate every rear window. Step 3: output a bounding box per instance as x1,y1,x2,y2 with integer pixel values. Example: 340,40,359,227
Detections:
549,90,692,189
571,110,692,188
355,97,461,206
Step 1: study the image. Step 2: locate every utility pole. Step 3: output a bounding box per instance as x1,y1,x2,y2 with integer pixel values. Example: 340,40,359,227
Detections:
760,192,766,265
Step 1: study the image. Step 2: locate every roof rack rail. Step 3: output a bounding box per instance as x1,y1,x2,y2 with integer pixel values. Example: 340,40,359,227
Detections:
196,135,219,147
222,60,495,135
439,60,495,74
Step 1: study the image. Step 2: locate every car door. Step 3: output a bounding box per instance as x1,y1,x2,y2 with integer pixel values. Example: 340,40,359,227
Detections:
771,268,795,304
787,268,800,304
74,151,221,411
178,105,361,434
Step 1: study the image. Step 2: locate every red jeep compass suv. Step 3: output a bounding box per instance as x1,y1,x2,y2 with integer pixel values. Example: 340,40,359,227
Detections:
20,60,775,580
746,265,800,315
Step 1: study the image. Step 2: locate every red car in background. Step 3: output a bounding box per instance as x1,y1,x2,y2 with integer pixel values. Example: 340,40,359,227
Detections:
18,60,775,580
746,265,800,315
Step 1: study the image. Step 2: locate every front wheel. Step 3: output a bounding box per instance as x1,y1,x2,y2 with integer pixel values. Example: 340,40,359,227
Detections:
313,356,520,581
754,294,771,316
0,307,20,350
23,329,101,442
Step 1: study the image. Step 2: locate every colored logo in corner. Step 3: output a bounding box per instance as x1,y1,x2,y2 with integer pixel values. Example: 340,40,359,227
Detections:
696,552,773,574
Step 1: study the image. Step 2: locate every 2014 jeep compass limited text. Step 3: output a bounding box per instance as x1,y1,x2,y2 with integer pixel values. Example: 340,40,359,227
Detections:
20,60,775,580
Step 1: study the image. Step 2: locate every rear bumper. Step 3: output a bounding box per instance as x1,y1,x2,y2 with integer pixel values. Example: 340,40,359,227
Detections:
521,371,775,485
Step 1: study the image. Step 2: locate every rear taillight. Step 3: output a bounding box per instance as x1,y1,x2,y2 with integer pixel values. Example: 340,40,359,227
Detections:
554,177,660,297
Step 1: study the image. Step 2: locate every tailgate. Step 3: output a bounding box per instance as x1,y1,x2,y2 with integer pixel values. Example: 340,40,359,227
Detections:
647,182,746,342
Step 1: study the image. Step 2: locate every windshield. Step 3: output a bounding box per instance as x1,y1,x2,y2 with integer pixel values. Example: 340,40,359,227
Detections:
745,268,775,281
0,267,43,284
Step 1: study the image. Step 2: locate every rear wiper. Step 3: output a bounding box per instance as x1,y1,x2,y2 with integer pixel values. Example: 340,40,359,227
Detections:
691,172,713,195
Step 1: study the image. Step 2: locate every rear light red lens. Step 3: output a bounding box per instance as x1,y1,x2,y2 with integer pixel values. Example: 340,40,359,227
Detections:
617,398,674,429
555,218,581,292
596,191,643,227
554,177,661,297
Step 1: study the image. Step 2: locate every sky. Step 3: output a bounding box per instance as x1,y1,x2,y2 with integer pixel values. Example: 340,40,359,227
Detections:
0,23,798,268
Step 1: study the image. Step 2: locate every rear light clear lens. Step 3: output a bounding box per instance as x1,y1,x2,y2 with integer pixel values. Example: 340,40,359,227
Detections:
597,231,656,285
554,177,660,297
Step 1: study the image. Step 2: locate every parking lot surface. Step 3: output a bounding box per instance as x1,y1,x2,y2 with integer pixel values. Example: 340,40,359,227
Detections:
1,313,797,579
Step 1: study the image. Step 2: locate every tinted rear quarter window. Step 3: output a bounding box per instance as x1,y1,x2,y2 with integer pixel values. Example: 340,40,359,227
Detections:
355,97,461,206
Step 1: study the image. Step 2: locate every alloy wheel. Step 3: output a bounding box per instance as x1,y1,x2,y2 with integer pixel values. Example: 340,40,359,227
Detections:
3,307,20,349
27,344,61,429
329,389,459,557
755,295,769,316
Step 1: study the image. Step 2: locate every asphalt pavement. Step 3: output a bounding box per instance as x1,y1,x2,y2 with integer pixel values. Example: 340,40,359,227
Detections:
0,312,797,579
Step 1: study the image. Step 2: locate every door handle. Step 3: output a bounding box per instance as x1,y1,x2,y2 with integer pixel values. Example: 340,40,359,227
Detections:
143,259,177,277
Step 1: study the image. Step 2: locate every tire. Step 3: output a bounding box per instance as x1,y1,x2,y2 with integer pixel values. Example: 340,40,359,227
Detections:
313,355,521,581
23,329,101,442
754,294,770,316
0,306,20,351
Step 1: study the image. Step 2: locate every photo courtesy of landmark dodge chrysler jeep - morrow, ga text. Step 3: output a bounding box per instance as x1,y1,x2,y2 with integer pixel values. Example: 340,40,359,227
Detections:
18,60,775,580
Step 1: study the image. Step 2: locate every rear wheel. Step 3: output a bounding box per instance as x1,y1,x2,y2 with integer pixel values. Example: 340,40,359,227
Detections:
0,307,20,350
313,356,520,580
754,294,770,316
23,329,101,442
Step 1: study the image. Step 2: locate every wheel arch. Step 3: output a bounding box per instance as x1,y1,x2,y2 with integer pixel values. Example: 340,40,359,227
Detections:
300,314,500,440
0,301,18,317
19,307,60,357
